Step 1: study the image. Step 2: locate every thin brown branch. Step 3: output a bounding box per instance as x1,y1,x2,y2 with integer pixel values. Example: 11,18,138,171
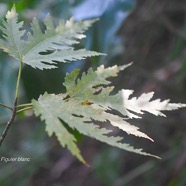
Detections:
160,15,186,41
0,98,18,146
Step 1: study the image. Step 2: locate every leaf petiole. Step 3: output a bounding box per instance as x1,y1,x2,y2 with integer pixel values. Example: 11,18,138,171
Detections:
17,103,33,108
0,103,13,111
16,106,33,114
15,60,23,100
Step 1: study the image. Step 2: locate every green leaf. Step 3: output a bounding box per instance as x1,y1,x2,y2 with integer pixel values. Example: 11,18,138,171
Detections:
120,89,186,118
32,63,186,162
0,6,103,69
33,92,158,164
0,5,25,60
33,93,85,163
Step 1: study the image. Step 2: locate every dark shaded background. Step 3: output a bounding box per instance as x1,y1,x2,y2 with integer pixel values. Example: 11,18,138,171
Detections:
0,0,186,185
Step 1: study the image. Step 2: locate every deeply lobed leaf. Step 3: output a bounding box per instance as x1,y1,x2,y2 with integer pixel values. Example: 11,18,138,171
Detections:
0,6,103,69
0,5,25,60
33,92,159,164
32,63,186,163
120,90,186,118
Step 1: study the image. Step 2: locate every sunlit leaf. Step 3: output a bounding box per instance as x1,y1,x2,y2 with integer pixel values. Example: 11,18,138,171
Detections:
32,63,186,163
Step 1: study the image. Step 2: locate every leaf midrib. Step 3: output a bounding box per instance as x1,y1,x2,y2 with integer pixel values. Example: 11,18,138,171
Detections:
9,17,22,60
69,72,102,100
22,27,81,62
22,33,60,61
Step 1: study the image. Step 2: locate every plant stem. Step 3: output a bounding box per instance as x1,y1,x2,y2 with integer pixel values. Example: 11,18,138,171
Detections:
0,98,17,146
17,106,33,114
17,103,33,108
0,61,23,147
15,60,23,99
0,103,13,111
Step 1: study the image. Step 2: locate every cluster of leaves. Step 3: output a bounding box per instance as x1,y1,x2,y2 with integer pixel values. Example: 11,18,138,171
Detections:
0,6,185,163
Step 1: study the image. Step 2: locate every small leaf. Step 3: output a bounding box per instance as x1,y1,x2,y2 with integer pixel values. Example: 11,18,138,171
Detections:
0,5,25,60
0,6,103,69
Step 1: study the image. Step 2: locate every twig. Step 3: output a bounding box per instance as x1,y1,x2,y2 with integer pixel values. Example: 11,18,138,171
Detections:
0,98,18,146
161,15,186,41
0,103,13,111
0,60,23,146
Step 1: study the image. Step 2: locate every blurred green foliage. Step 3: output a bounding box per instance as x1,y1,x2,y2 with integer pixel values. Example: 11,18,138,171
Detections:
0,56,17,122
93,148,121,186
